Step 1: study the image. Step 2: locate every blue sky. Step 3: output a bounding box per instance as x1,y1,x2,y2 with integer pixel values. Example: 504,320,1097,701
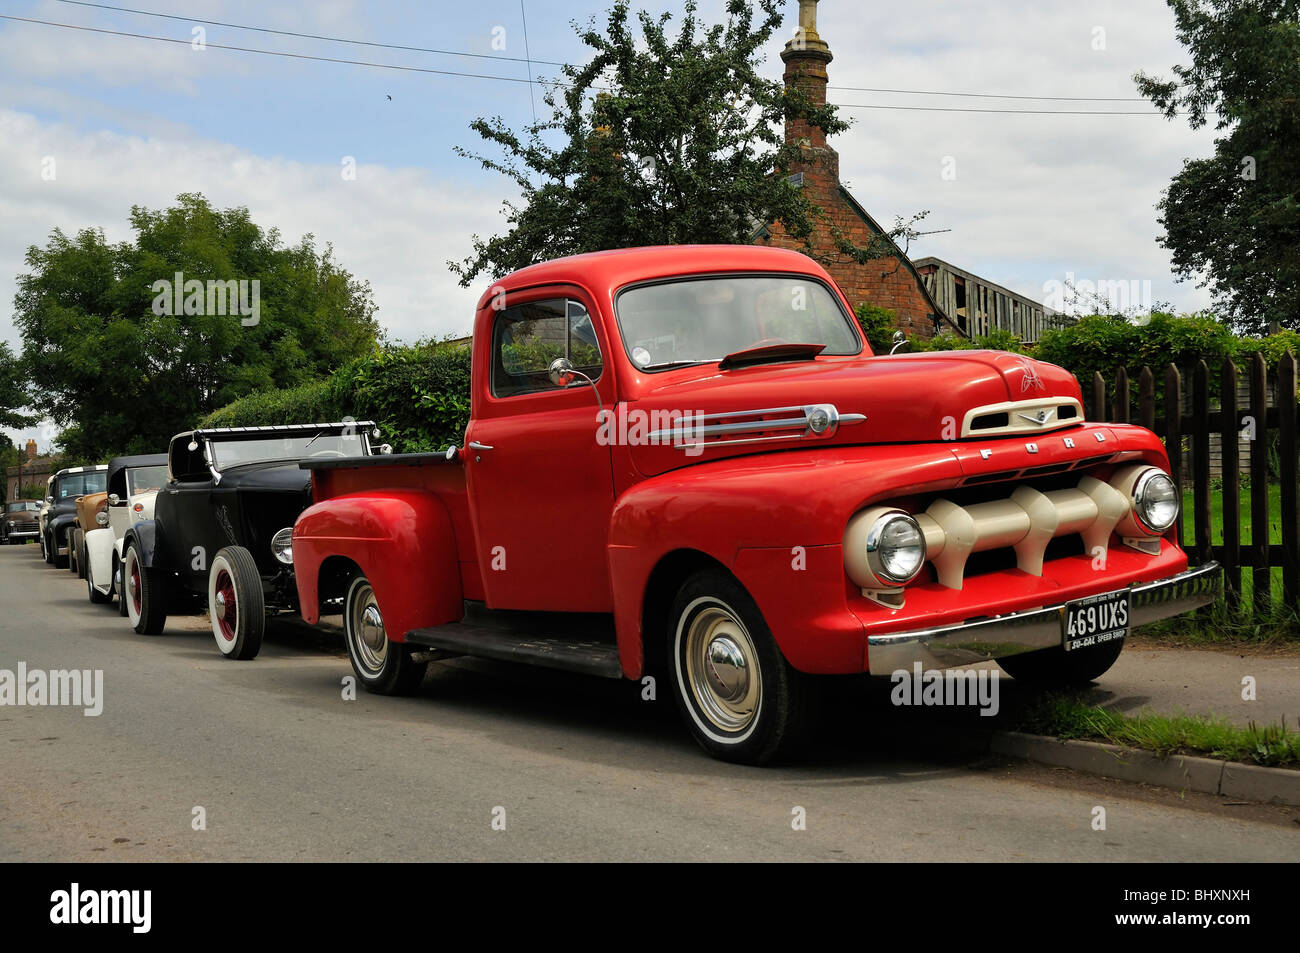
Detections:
1,0,1218,452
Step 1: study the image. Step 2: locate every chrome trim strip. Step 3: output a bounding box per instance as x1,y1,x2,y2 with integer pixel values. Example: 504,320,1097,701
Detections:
648,403,866,450
865,562,1221,672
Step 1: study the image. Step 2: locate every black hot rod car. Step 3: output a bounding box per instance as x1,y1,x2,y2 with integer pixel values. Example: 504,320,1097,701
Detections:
121,422,380,659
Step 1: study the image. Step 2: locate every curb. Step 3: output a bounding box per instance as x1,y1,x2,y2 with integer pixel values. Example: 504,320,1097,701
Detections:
987,730,1300,806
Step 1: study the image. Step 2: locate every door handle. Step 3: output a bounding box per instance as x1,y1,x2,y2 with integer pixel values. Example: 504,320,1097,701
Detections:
468,441,494,451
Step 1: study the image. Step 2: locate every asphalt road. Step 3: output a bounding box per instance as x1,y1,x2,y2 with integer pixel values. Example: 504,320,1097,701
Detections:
0,544,1295,862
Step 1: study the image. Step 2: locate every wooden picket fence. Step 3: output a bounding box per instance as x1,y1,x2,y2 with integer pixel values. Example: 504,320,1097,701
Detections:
1083,351,1299,617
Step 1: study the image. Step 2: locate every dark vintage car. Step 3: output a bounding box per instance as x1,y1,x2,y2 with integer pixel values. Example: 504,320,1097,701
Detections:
122,422,381,659
41,466,108,567
2,500,42,544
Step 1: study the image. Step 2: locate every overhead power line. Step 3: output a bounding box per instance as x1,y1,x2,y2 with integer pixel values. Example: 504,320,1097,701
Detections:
1,15,1172,116
827,84,1147,103
52,0,568,67
0,15,564,86
51,0,1152,107
832,101,1168,116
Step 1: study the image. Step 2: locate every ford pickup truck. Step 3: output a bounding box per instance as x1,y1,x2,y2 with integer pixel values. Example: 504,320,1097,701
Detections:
292,244,1221,764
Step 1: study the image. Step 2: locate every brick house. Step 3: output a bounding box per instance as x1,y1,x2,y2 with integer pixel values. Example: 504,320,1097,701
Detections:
755,0,956,340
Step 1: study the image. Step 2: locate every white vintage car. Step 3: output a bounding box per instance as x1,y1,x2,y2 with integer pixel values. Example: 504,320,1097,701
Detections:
83,454,168,609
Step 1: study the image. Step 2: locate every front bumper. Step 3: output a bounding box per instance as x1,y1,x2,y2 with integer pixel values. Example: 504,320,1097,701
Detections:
6,528,38,539
866,562,1221,672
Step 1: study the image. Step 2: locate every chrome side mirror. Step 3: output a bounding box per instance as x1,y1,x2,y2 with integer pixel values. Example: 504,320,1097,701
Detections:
888,331,912,355
548,357,603,416
107,494,120,505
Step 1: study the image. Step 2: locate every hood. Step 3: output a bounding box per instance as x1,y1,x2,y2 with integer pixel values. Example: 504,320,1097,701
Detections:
216,460,314,492
624,351,1083,477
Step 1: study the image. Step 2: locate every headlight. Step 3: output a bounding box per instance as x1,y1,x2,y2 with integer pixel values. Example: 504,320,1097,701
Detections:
271,526,294,565
1111,465,1180,537
844,508,926,588
1134,470,1179,533
95,511,109,525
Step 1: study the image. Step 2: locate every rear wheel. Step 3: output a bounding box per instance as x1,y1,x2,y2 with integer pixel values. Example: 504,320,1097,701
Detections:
343,573,427,695
208,546,265,660
124,541,168,635
997,639,1125,687
70,529,84,576
87,564,109,604
668,569,814,765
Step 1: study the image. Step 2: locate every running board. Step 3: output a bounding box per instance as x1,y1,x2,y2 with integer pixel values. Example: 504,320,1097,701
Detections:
404,625,624,679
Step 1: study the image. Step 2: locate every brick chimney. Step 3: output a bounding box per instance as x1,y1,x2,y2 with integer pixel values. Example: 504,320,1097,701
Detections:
781,0,838,181
25,439,36,461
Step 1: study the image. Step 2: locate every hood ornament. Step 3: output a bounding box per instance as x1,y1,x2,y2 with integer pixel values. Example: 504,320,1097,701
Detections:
1016,356,1045,393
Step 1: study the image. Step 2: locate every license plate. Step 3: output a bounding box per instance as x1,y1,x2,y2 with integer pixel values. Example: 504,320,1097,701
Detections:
1061,590,1130,652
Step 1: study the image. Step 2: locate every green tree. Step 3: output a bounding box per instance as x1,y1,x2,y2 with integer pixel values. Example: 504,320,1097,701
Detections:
451,0,915,285
0,342,36,431
1135,0,1300,334
13,194,379,460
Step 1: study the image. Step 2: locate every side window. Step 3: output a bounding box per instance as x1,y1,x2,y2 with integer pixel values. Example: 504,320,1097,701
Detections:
492,298,603,398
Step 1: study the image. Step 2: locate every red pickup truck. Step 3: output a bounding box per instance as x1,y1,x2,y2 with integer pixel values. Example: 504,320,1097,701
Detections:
292,245,1220,764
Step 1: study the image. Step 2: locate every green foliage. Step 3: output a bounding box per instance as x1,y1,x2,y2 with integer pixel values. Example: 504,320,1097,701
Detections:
852,303,896,354
449,0,856,286
914,328,1025,353
201,340,474,454
0,343,36,431
333,341,473,453
1134,0,1300,333
13,193,379,461
197,379,344,430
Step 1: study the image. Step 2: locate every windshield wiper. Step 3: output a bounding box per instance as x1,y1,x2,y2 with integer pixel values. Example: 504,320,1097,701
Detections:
638,358,720,370
303,430,325,450
718,342,826,371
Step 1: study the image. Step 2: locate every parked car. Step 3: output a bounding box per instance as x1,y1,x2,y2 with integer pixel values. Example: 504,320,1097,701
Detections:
1,500,42,544
70,491,109,578
291,244,1222,764
123,423,381,658
41,466,108,568
83,454,168,608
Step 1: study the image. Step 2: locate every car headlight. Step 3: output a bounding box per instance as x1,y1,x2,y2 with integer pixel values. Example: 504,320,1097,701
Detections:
271,527,294,565
95,511,109,525
844,508,926,589
1111,465,1180,537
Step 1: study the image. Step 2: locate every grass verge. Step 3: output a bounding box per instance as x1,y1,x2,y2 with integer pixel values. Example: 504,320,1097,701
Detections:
1015,692,1299,767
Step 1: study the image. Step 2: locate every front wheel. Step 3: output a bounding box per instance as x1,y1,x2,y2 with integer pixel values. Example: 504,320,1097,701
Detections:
208,546,265,660
42,530,54,565
123,541,168,635
343,574,427,695
70,529,84,576
86,560,109,604
997,639,1125,687
668,569,814,765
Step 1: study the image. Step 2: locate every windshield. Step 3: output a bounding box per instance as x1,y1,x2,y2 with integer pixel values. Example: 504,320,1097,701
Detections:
615,275,861,371
126,466,168,496
6,502,39,513
55,472,107,498
208,432,369,469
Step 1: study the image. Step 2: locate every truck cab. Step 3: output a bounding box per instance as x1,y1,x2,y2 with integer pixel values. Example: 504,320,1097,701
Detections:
292,245,1220,764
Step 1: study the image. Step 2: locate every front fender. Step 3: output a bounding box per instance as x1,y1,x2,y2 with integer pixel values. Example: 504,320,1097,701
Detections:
124,520,163,568
293,489,461,642
84,528,115,592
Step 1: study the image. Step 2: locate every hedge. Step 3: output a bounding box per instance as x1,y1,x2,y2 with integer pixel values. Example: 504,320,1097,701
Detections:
199,340,472,453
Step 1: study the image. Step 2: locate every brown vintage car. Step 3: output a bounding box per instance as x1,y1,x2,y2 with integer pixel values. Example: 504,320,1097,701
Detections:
2,500,42,544
69,491,109,578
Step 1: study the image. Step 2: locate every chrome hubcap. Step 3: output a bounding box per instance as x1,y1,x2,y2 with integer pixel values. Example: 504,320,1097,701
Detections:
214,590,228,620
685,604,761,733
350,583,387,674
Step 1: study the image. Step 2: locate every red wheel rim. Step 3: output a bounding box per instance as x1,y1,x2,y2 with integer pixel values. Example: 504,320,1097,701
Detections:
215,568,236,641
130,560,142,614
